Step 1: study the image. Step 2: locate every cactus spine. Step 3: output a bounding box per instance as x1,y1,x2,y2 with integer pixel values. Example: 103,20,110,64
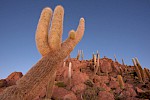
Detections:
117,75,125,89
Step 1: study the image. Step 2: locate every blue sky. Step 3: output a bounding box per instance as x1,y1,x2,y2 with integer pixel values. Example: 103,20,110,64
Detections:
0,0,150,79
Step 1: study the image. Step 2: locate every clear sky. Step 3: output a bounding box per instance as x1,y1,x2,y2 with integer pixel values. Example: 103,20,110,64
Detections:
0,0,150,79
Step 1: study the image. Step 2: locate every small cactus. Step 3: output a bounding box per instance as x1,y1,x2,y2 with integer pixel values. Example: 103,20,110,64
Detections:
117,75,125,89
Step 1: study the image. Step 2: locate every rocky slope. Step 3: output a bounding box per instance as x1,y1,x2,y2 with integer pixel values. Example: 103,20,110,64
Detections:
0,57,150,100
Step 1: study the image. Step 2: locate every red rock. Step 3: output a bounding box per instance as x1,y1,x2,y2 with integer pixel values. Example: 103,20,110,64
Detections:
111,62,121,73
99,83,111,92
100,59,112,73
72,71,89,86
93,75,109,84
6,72,23,86
63,92,77,100
52,86,70,99
71,83,86,94
122,87,137,97
0,79,7,87
109,81,119,89
98,91,115,100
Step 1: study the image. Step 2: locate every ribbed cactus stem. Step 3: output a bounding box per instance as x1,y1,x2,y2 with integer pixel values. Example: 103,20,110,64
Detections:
132,58,143,82
117,75,125,89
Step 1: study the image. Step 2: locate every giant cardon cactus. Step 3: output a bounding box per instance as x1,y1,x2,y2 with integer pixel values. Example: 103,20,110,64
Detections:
0,5,85,100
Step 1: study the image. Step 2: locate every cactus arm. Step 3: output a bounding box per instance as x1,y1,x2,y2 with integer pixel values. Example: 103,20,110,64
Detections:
35,7,52,56
61,18,85,54
48,5,64,50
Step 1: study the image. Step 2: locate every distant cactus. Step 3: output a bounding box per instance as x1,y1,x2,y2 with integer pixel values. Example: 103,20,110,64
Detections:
122,58,125,65
144,68,150,81
134,58,146,82
76,50,81,60
94,53,100,75
68,62,72,86
0,5,85,99
117,75,125,89
81,50,84,60
93,54,96,66
132,58,143,82
114,54,117,62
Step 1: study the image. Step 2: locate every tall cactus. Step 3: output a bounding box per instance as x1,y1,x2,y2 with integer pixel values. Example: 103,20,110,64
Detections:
0,5,85,100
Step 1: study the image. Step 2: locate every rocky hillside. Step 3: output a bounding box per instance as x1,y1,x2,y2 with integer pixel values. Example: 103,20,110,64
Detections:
0,57,150,100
